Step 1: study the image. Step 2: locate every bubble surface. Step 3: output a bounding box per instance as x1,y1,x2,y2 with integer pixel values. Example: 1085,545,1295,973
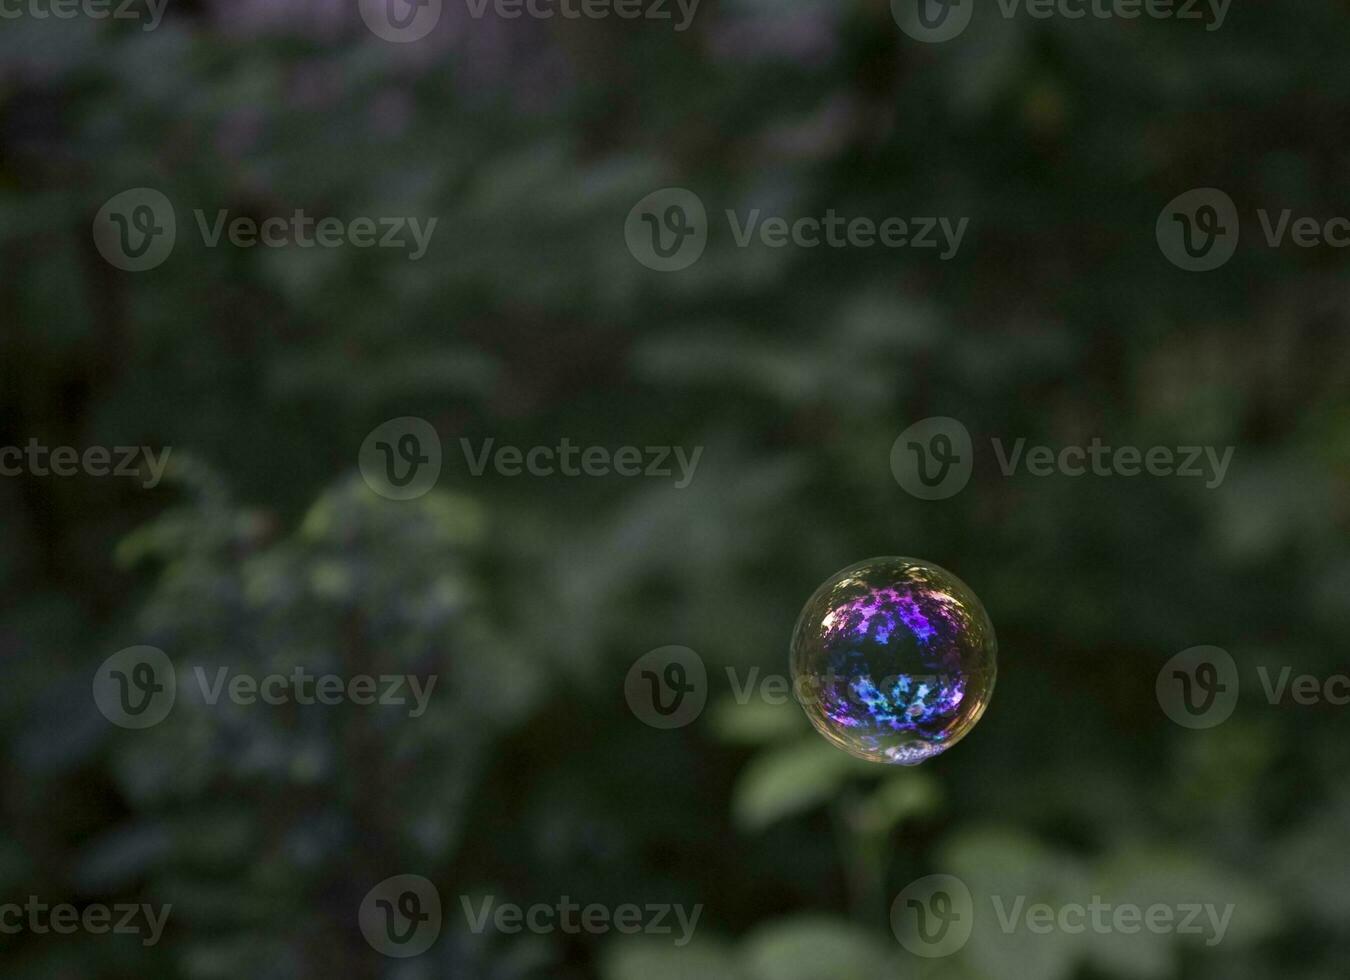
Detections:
790,557,997,765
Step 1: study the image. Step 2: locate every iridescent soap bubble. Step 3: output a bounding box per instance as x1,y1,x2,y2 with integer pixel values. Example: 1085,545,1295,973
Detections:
790,557,997,765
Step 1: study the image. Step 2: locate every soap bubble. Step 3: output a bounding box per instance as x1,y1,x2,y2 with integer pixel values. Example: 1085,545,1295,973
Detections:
790,557,997,765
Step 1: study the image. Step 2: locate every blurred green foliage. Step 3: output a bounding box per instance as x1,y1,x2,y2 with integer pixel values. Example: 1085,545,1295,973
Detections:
2,1,1350,978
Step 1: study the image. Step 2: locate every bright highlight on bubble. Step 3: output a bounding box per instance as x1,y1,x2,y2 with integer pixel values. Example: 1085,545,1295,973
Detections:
790,557,997,765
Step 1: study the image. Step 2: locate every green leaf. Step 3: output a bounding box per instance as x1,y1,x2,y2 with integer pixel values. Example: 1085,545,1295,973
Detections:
741,915,891,980
602,938,743,980
942,829,1092,980
732,739,866,832
856,771,943,835
710,698,806,745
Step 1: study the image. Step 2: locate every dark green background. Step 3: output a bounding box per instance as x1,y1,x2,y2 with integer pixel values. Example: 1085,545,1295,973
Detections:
2,1,1348,977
